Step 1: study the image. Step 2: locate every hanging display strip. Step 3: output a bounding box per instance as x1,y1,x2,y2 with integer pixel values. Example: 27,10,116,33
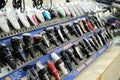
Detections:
0,27,103,80
63,40,113,80
0,15,87,47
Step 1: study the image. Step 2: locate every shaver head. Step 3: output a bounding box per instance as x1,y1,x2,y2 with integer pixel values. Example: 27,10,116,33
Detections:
11,36,21,47
59,24,67,29
23,65,32,71
60,50,69,60
59,24,65,30
51,53,60,62
23,33,32,45
59,24,64,28
54,26,60,30
0,43,6,49
33,34,43,43
45,27,55,35
45,27,55,34
48,9,58,18
66,23,72,27
36,61,44,70
60,24,68,31
66,23,74,31
73,20,78,24
45,27,54,32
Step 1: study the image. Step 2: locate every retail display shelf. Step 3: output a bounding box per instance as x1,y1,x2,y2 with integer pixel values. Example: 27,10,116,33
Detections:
0,1,113,80
0,8,111,79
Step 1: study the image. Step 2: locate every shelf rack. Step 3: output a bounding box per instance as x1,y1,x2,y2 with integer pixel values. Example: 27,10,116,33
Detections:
0,11,113,80
0,27,113,80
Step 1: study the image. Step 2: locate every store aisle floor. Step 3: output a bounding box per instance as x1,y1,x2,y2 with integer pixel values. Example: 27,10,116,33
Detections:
75,45,120,80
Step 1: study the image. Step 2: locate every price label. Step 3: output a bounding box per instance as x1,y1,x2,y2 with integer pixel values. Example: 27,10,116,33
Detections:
64,43,72,50
86,58,93,65
77,64,85,72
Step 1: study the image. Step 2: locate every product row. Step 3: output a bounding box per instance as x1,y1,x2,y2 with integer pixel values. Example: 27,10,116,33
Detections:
20,29,112,80
0,1,102,33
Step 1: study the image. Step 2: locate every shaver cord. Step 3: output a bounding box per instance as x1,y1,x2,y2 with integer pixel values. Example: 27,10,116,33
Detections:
12,0,25,13
0,0,8,9
32,0,52,10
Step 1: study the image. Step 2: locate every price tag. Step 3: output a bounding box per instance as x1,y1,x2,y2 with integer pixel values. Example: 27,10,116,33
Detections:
64,43,72,50
77,64,85,72
86,58,93,65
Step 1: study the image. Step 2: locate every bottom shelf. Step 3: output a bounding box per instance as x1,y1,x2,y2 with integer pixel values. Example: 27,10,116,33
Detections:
63,40,113,80
0,40,113,80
